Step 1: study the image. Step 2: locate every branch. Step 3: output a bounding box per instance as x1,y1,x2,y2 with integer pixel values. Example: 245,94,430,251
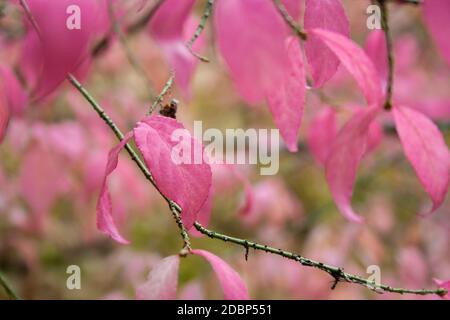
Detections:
194,223,447,296
0,272,20,300
185,0,214,63
149,72,174,114
107,0,155,99
92,0,165,57
68,75,448,298
273,0,307,41
379,0,395,110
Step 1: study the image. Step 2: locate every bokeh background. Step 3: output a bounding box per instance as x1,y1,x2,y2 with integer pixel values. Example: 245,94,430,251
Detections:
0,0,449,299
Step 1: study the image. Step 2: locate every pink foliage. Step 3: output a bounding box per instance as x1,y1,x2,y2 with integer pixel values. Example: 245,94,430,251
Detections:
422,0,450,66
0,84,9,142
267,37,306,152
309,29,383,107
304,0,350,87
393,106,450,215
325,105,381,222
0,65,28,117
192,249,249,300
148,0,205,100
136,255,180,300
365,30,388,84
97,132,134,244
214,0,288,104
134,115,212,230
307,107,337,165
20,0,107,100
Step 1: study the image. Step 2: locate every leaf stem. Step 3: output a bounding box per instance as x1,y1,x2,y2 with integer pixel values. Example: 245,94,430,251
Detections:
273,0,307,41
186,0,214,63
379,0,394,110
149,73,175,114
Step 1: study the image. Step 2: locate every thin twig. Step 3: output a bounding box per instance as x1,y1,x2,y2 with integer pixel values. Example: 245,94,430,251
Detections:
0,272,20,300
69,74,448,298
149,73,174,114
379,0,394,110
19,0,41,39
92,0,165,57
273,0,307,41
186,0,214,63
126,0,165,35
170,204,192,254
194,223,448,297
107,0,155,99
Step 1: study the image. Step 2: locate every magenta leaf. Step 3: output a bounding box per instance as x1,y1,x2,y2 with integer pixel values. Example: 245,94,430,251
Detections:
136,255,180,300
422,0,450,66
97,132,134,244
214,0,288,104
307,107,337,166
0,65,28,116
189,188,213,238
325,105,381,222
393,106,450,215
304,0,350,88
365,30,387,84
192,249,249,300
0,85,10,143
267,37,306,152
433,279,450,300
133,115,212,229
20,0,107,100
229,165,254,217
148,0,202,100
20,146,70,230
309,29,383,107
280,0,302,20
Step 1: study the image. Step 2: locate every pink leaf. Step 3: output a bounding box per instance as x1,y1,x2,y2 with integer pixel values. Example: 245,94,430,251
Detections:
20,0,107,99
189,188,213,238
366,119,383,155
304,0,349,87
230,166,254,217
133,115,212,229
365,30,387,84
0,65,28,116
307,107,337,165
136,255,180,300
433,279,450,300
325,105,381,222
393,106,450,214
192,249,249,300
0,85,10,143
422,0,450,66
214,0,288,104
267,37,306,152
309,29,383,107
149,0,203,100
97,132,134,244
20,146,70,230
281,0,302,20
